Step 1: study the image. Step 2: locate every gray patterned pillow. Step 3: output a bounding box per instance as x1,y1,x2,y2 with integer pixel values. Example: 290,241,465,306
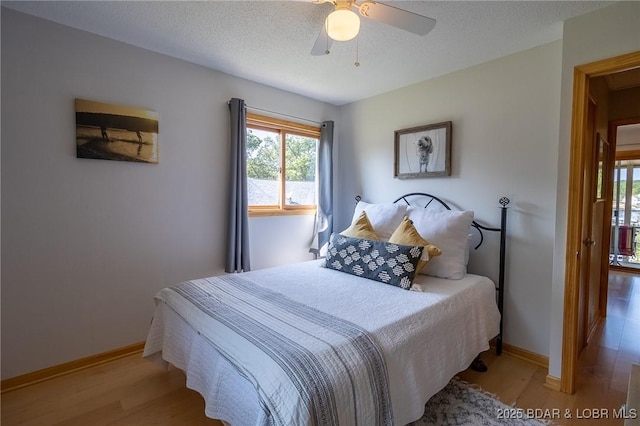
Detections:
325,233,424,290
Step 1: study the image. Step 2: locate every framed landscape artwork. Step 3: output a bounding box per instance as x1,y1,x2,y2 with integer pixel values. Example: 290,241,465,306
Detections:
75,98,159,164
394,121,451,178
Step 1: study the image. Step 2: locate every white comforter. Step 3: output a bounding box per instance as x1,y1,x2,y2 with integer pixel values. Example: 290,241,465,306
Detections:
144,260,500,425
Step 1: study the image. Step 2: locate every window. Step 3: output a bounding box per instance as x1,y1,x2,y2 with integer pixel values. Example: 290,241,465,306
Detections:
610,157,640,265
612,159,640,227
246,113,319,216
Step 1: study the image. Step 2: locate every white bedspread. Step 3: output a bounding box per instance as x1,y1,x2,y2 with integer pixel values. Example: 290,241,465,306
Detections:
144,260,500,425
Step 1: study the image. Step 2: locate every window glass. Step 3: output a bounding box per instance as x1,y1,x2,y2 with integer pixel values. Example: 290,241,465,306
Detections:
285,134,317,206
611,159,640,265
247,128,280,207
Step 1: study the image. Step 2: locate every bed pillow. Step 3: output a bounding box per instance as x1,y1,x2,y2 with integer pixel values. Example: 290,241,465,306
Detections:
407,207,474,279
340,211,379,240
352,201,407,241
388,216,442,274
326,233,423,290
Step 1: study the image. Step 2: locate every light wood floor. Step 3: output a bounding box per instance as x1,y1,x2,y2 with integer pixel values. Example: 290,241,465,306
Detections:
458,270,638,426
3,271,638,425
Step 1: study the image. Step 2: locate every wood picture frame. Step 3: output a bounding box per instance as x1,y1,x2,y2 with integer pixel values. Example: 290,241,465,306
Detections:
394,121,452,178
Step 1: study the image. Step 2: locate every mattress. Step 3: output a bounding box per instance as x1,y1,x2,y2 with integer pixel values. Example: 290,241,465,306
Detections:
143,259,500,425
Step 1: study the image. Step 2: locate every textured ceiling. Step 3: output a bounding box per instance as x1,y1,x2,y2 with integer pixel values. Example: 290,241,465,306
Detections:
3,1,615,105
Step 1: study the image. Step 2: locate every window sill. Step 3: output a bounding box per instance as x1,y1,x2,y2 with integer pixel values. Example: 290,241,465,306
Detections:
249,209,316,218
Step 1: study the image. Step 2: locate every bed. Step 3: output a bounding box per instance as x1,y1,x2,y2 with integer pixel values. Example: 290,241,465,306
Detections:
143,193,509,426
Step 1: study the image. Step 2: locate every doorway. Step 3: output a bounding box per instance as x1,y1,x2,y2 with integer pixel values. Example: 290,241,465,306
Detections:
562,51,640,395
610,122,640,271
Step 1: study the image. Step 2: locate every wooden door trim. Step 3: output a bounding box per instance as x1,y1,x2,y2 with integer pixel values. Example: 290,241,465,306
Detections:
561,65,588,395
562,50,640,394
615,149,640,161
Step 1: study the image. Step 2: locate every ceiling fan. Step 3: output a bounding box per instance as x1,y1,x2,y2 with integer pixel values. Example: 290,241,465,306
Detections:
311,0,436,56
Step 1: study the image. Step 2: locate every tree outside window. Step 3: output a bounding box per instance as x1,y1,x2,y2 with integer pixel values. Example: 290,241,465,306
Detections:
246,114,318,215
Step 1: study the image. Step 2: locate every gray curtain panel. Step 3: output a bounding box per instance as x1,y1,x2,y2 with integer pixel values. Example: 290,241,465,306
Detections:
310,120,334,257
226,98,250,273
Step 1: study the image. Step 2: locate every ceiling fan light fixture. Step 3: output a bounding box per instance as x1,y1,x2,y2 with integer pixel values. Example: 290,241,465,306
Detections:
325,8,360,41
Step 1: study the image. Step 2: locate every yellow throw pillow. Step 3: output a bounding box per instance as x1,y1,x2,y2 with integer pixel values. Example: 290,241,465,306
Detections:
340,211,379,240
389,216,441,274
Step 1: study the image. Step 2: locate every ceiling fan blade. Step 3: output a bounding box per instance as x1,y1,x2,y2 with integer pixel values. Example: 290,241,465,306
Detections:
359,2,436,36
311,23,333,56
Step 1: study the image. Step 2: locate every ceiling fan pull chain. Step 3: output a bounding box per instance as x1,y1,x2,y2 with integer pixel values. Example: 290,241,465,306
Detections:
354,35,360,67
325,16,331,54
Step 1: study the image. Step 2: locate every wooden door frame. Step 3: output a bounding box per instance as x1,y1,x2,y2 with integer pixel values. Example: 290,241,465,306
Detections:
561,50,640,394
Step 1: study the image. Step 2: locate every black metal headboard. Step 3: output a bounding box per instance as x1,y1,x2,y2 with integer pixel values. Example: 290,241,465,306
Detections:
355,192,510,355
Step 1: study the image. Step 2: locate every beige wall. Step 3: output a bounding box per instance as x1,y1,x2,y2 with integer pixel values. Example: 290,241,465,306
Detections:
0,9,336,379
336,41,563,357
611,86,640,122
617,123,640,152
3,1,639,383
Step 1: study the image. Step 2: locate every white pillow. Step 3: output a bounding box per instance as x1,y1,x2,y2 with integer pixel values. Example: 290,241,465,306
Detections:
407,206,474,279
352,201,407,240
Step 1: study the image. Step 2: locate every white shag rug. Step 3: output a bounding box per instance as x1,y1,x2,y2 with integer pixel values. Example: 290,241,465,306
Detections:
411,378,547,426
